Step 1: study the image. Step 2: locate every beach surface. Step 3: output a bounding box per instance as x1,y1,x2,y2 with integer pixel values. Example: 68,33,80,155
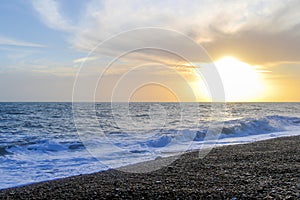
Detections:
0,136,299,199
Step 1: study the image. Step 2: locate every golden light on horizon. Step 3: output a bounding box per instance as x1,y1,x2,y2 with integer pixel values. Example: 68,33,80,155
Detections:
129,83,179,102
214,56,265,102
191,56,268,102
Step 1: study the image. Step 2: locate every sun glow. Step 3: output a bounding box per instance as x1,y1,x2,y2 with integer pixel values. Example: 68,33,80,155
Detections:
214,56,264,102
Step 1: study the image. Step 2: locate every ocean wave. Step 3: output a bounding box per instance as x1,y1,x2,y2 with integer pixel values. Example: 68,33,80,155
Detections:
1,102,300,190
194,115,300,141
0,140,85,156
141,115,300,143
221,115,299,133
0,146,13,156
3,115,297,156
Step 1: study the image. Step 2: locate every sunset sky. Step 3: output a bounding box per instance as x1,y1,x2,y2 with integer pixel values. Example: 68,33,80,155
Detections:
0,0,299,102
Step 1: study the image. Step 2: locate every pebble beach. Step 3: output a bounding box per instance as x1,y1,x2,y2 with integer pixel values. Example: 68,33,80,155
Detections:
0,136,299,199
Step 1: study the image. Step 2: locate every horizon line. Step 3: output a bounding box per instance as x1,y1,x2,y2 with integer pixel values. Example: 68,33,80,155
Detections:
0,101,299,103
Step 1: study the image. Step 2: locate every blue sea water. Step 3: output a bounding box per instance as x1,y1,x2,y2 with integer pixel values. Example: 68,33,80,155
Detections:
0,102,300,189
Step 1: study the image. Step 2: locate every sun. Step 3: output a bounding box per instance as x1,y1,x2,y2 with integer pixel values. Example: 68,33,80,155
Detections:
214,56,264,102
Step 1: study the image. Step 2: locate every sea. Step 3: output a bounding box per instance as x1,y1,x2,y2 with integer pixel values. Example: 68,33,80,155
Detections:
0,102,299,189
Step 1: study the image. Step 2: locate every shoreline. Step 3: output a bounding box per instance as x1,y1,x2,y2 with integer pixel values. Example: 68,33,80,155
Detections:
1,135,299,199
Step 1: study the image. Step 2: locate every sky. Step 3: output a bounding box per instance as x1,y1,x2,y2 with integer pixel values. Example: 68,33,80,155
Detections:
0,0,299,102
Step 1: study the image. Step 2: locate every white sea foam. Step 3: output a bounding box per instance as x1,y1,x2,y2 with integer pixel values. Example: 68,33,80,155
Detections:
0,103,299,189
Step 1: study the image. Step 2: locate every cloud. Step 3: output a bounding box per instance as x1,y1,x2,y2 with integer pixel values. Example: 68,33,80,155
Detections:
204,28,300,65
31,0,300,65
0,35,45,48
73,56,99,63
31,0,75,31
